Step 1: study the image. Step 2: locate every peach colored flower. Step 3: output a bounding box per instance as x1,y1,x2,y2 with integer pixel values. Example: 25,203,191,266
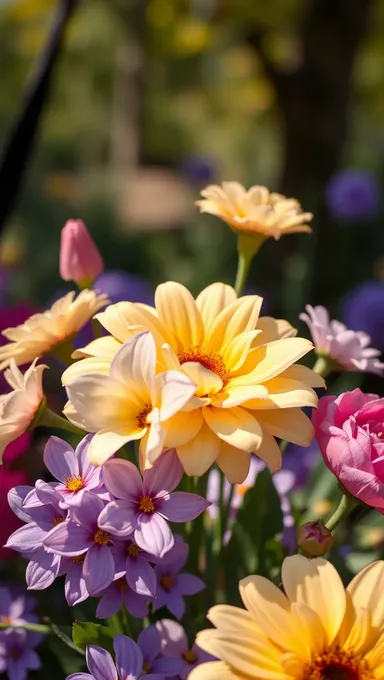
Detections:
192,555,384,680
64,332,197,466
196,182,313,240
0,289,108,370
63,282,322,483
0,360,47,461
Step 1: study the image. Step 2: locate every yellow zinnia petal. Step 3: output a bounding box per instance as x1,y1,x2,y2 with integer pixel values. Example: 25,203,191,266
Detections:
216,442,250,483
177,422,220,476
162,409,204,448
256,408,314,447
204,296,263,354
182,361,223,396
243,377,318,410
196,282,237,336
222,330,262,373
189,661,238,680
281,364,325,389
229,338,313,386
282,555,346,645
347,561,384,629
155,281,203,352
203,406,262,452
254,429,282,472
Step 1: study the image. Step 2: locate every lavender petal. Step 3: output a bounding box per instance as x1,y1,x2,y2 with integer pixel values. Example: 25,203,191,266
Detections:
5,523,46,553
114,634,143,680
83,545,115,595
175,573,205,595
65,563,89,607
98,500,138,538
135,514,174,558
137,625,161,663
26,550,61,590
126,556,156,598
157,492,209,522
143,449,182,497
44,436,77,482
87,645,118,680
103,459,143,500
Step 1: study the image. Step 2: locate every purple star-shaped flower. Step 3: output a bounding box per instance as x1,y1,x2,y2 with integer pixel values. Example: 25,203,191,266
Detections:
156,619,215,680
95,578,149,620
0,629,43,680
43,493,122,595
98,449,210,558
5,482,67,590
136,626,183,678
154,539,204,619
0,588,38,631
44,434,106,508
112,539,157,598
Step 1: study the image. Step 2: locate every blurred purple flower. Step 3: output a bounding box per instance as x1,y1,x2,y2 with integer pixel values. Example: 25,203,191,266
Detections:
342,280,384,352
156,619,215,680
0,588,38,631
0,629,42,680
6,482,66,590
99,450,210,558
44,434,105,508
137,626,183,678
94,270,154,306
326,169,380,221
180,156,215,185
96,578,149,619
43,493,122,595
283,439,320,489
154,539,204,619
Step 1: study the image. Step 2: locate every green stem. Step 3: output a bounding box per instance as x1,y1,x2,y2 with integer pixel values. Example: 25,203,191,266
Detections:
312,355,338,380
325,494,358,532
234,249,253,297
0,622,51,634
222,482,235,537
39,408,85,437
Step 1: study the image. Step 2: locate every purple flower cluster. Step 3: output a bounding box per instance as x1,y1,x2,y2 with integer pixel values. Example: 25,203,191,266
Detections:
6,438,209,616
67,626,213,680
0,588,43,680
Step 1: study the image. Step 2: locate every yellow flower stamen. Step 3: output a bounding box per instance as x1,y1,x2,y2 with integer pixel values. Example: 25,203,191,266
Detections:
182,650,197,664
127,543,141,557
138,496,155,513
52,516,65,527
178,349,229,386
93,528,110,546
136,405,151,429
160,575,174,591
117,578,128,592
306,646,371,680
72,554,86,565
65,474,84,492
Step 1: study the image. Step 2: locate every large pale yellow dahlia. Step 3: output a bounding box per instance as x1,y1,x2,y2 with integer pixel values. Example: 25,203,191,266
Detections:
196,182,313,240
63,282,322,483
0,290,108,370
192,556,384,680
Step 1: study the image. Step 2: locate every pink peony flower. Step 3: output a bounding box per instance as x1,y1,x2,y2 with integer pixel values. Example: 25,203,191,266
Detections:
60,219,103,286
313,388,384,510
300,304,384,375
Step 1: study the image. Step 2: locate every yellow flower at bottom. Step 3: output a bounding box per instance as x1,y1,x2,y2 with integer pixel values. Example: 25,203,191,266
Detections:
0,359,47,460
196,182,313,240
192,555,384,680
63,281,323,483
0,289,108,370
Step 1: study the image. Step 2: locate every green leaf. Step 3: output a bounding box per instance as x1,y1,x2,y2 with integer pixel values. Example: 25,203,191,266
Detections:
72,622,115,654
51,623,85,656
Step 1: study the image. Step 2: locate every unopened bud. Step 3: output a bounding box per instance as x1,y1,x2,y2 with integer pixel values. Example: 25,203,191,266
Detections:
297,521,334,557
60,219,103,287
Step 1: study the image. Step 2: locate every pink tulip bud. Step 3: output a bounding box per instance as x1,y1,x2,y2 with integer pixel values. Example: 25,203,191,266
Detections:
297,521,334,557
60,219,103,286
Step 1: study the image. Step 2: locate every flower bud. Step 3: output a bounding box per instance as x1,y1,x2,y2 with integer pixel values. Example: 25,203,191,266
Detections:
60,219,103,287
297,521,334,557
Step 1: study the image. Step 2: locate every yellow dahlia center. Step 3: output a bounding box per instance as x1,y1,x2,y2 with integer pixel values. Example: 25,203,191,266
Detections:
137,405,152,429
127,543,141,557
72,554,86,565
139,495,155,513
93,528,110,545
160,575,174,591
182,650,197,664
306,647,371,680
65,474,84,492
178,349,229,386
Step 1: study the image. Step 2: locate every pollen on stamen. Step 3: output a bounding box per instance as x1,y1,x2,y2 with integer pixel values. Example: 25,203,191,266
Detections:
127,543,141,557
65,474,84,492
93,528,110,546
138,495,155,513
52,516,65,527
306,646,372,680
72,554,86,565
137,405,152,429
178,348,229,386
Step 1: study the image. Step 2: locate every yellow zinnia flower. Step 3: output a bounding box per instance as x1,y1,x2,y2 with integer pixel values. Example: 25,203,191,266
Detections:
0,289,108,370
196,182,313,240
63,282,323,483
192,555,384,680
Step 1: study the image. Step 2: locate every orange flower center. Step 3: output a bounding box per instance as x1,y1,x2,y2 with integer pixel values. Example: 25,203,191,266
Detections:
72,554,86,565
139,495,155,513
160,575,174,591
117,578,128,592
52,516,65,527
143,662,152,673
127,543,141,557
65,474,84,492
93,528,110,545
178,349,229,386
182,650,197,664
306,647,371,680
0,616,11,625
137,405,152,429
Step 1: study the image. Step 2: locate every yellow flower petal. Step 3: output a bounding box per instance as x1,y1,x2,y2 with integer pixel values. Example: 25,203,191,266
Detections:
281,364,325,389
62,357,111,385
347,560,384,629
87,429,143,465
71,336,120,360
196,282,237,336
254,429,282,472
207,604,262,637
203,406,262,452
189,661,237,680
229,338,314,386
222,330,262,373
256,408,314,447
243,377,318,410
213,384,268,409
177,421,220,475
162,408,204,448
342,607,373,656
155,281,203,352
282,555,346,645
256,317,298,344
204,296,263,354
181,361,223,396
216,442,250,483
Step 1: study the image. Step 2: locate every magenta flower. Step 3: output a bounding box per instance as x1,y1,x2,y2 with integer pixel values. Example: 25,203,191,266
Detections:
43,493,122,595
156,619,215,680
154,539,204,619
5,482,66,590
44,434,105,507
0,629,42,680
300,304,384,375
99,449,210,558
96,578,149,619
313,388,384,511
